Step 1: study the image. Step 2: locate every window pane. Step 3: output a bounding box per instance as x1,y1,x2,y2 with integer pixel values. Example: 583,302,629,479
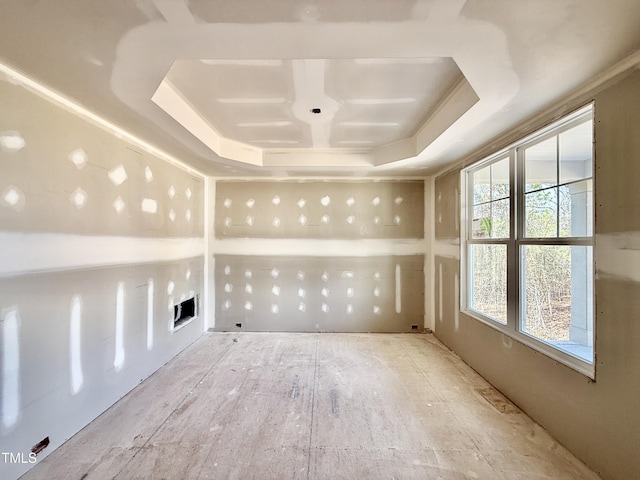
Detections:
472,203,491,239
491,158,510,200
559,180,593,237
525,188,558,237
472,200,510,239
525,136,557,192
472,166,491,204
469,244,507,324
521,245,593,362
560,119,592,184
491,199,510,238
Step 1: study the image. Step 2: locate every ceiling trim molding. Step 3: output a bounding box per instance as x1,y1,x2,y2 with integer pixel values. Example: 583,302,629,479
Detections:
434,47,640,178
115,14,519,172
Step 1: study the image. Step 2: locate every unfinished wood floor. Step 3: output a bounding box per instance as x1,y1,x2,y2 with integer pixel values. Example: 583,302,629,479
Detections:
22,333,600,480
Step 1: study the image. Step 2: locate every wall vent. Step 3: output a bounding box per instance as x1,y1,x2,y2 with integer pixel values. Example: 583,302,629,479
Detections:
173,295,199,330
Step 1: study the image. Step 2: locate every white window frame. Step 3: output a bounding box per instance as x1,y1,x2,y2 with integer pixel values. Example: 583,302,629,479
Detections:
461,104,595,378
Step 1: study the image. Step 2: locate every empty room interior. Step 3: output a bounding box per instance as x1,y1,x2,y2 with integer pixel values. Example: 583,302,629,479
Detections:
2,1,640,479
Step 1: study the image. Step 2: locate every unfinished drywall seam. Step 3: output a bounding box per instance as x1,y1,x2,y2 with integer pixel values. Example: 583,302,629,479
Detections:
424,177,436,331
211,175,431,182
209,179,427,332
212,238,426,257
204,177,215,331
595,232,640,282
454,272,459,332
146,280,154,351
0,234,204,277
432,49,640,180
215,180,424,239
0,65,207,480
113,282,125,372
395,264,402,314
438,262,443,324
213,255,424,332
116,2,520,169
0,62,203,179
69,295,83,395
1,307,20,434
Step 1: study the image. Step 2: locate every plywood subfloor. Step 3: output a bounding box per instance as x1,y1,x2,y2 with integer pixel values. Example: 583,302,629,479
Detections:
21,333,600,480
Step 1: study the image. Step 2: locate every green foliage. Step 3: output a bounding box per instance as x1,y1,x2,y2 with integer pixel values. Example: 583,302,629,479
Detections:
479,217,492,236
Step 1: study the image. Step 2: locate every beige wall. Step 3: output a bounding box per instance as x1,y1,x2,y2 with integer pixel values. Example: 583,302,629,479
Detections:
210,179,426,332
433,70,640,480
0,74,205,479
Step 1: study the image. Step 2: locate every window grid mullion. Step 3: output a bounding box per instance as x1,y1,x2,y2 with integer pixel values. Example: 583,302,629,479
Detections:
512,147,522,332
526,177,593,196
556,135,560,238
462,103,595,377
519,237,593,246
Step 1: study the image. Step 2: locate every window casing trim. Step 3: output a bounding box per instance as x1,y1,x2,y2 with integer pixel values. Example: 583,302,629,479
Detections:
460,103,595,379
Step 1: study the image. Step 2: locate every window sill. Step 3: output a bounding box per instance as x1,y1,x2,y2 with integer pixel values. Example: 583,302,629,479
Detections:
462,308,595,379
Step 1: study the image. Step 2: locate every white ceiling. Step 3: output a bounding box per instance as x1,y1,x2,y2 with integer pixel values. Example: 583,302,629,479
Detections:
1,0,639,177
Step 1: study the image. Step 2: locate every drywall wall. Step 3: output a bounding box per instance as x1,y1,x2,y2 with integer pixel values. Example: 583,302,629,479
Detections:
215,180,424,239
432,70,640,480
0,73,205,479
214,254,424,332
211,180,426,332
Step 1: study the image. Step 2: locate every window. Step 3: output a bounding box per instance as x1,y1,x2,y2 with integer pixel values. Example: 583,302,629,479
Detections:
462,104,594,377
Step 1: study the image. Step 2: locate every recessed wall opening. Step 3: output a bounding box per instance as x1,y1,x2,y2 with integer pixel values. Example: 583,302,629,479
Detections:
173,294,199,330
